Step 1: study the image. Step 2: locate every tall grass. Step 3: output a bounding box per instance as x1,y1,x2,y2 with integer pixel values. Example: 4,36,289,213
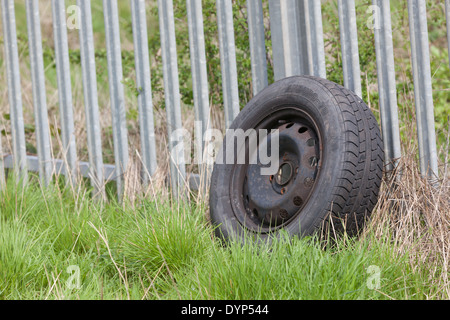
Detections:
0,146,448,300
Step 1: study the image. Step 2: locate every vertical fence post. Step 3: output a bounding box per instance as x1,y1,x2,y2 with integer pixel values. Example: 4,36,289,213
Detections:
268,0,284,80
78,0,105,198
296,0,313,75
187,0,211,193
216,0,240,128
372,0,401,173
52,0,78,185
187,0,210,155
269,0,305,77
103,0,129,198
1,0,28,183
268,0,326,80
26,0,53,187
408,0,439,179
280,0,304,76
337,0,362,98
247,0,268,95
305,0,326,79
158,0,186,199
130,0,158,186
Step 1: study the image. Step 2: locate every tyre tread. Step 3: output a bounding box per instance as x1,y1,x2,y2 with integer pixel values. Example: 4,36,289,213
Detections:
302,76,384,236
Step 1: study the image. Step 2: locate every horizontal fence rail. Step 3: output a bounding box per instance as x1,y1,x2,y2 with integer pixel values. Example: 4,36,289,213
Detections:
0,0,444,200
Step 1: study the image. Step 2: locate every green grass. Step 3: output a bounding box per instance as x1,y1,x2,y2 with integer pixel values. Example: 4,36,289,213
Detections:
0,0,449,300
0,177,439,300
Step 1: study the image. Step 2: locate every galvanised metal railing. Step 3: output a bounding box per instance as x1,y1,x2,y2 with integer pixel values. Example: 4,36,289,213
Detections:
0,0,443,199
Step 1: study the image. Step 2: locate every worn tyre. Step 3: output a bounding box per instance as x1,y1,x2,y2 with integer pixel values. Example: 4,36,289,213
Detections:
209,76,384,242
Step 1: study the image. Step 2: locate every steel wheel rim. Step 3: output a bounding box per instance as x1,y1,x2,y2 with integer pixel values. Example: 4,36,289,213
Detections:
229,107,322,233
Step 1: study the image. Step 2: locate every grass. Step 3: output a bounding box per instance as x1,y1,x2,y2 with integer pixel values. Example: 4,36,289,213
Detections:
0,149,449,300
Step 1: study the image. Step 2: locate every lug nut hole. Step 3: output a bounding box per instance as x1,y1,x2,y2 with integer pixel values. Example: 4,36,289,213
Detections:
298,127,308,134
293,196,304,207
279,209,289,219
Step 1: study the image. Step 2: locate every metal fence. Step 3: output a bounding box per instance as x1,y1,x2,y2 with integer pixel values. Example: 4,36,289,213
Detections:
0,0,444,199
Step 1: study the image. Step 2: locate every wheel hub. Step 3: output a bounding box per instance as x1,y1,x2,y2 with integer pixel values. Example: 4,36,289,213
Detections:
275,162,293,186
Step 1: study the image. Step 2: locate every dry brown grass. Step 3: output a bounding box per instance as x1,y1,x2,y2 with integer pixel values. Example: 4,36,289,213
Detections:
362,144,450,298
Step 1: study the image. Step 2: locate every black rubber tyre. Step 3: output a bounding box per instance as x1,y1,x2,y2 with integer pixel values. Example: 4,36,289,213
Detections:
209,75,384,242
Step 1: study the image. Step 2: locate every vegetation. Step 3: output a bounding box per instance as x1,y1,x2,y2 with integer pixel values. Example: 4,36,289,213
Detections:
0,162,448,300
